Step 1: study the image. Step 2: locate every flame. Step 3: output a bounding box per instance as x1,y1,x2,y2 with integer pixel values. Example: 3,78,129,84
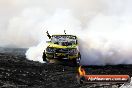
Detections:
78,66,86,76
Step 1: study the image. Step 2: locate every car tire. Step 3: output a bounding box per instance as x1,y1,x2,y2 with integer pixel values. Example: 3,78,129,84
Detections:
42,51,47,62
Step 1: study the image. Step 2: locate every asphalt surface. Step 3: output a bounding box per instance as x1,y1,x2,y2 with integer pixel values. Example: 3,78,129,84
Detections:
0,48,132,88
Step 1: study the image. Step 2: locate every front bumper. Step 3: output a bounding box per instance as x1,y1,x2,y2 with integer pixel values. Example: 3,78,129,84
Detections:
46,52,78,60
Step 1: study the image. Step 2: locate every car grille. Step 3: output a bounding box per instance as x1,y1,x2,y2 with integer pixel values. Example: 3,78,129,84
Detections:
55,48,69,53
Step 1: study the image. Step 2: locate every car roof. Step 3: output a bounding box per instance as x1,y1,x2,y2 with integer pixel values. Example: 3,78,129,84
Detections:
52,34,77,37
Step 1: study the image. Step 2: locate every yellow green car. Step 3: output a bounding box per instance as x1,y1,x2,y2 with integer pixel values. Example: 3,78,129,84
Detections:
43,34,81,65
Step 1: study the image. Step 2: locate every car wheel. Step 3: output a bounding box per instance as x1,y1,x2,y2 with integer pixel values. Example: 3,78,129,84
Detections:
42,50,47,62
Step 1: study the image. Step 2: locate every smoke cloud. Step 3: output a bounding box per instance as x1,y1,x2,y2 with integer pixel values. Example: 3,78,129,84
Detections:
1,0,132,65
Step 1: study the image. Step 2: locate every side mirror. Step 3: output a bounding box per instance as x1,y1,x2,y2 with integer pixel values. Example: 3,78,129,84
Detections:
46,41,51,43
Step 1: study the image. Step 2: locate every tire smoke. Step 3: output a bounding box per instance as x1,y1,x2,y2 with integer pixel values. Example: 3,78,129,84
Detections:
1,0,132,65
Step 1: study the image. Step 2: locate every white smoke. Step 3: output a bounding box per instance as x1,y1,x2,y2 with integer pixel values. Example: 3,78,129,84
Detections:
26,9,81,63
80,14,132,65
1,0,132,65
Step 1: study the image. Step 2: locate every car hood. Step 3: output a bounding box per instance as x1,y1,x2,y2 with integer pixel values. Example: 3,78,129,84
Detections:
47,43,77,49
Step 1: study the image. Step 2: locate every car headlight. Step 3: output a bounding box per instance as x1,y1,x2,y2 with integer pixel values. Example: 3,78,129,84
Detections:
46,47,55,52
69,48,77,54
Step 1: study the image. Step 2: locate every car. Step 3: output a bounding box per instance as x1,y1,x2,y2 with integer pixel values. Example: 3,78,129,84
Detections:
43,31,81,65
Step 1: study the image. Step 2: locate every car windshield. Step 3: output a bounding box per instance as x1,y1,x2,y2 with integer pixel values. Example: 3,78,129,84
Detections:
51,35,77,45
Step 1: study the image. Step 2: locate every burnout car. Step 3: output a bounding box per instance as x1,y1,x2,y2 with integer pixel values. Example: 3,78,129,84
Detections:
43,32,81,65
